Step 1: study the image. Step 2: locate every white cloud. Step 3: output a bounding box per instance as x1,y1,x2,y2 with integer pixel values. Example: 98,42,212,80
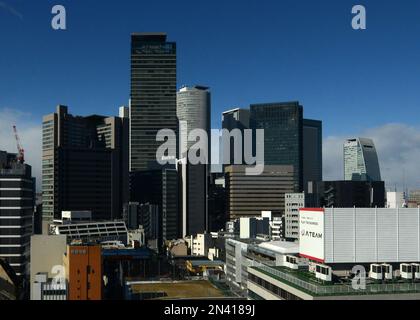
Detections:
324,123,420,192
0,108,42,191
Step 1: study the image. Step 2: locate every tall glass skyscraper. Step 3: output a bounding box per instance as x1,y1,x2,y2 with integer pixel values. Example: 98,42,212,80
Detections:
250,102,303,192
344,138,381,181
130,33,177,171
303,119,323,192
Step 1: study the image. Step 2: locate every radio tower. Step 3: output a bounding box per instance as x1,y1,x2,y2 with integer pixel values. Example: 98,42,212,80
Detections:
12,125,25,164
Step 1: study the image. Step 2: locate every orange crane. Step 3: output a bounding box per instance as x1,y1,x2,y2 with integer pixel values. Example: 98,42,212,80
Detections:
12,125,25,164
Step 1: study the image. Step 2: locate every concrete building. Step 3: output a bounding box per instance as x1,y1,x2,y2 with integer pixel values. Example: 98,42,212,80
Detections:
270,217,283,241
32,272,67,300
225,165,295,220
303,119,322,193
344,138,381,182
177,86,210,238
284,193,305,240
42,105,129,221
189,233,213,257
130,33,177,171
386,192,406,208
225,238,299,296
30,235,67,300
177,85,211,151
63,245,102,300
0,151,35,277
247,264,420,300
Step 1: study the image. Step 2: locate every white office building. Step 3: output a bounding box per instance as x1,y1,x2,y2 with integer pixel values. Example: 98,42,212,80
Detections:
299,207,420,264
285,193,305,240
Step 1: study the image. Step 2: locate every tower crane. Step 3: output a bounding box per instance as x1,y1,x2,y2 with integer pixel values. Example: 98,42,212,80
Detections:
12,125,25,164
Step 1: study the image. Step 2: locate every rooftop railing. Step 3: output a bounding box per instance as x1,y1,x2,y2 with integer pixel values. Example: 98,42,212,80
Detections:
254,265,420,296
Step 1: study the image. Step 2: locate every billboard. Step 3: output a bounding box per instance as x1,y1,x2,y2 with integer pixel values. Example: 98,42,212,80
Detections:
299,208,325,263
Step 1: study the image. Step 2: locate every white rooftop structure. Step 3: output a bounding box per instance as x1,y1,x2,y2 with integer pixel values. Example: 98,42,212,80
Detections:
258,241,299,255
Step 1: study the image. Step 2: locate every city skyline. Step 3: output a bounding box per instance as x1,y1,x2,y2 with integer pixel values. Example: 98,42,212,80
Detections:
1,0,420,191
2,0,420,304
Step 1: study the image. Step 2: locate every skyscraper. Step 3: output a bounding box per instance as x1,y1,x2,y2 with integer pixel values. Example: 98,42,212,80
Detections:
303,119,323,192
177,86,210,237
129,166,179,243
130,33,177,171
344,138,381,181
0,150,35,277
250,102,303,192
42,106,129,221
177,85,211,151
225,165,295,220
178,160,207,237
221,108,250,166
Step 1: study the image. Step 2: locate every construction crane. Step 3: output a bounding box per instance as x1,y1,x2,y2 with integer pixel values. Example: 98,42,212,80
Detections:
12,125,25,164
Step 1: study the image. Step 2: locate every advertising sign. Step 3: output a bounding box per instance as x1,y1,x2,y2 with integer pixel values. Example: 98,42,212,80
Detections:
299,209,325,263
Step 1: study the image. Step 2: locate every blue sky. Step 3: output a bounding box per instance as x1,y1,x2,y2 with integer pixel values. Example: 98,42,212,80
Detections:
1,0,420,190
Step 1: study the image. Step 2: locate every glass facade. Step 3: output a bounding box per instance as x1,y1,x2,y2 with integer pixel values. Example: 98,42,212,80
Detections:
250,102,303,192
130,33,177,171
303,119,322,192
344,138,381,181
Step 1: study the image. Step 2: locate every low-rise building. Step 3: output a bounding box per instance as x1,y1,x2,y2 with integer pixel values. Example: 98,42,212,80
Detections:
30,235,67,300
246,207,420,300
225,238,299,297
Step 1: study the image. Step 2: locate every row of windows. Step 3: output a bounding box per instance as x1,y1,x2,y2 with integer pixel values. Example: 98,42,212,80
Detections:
248,272,302,300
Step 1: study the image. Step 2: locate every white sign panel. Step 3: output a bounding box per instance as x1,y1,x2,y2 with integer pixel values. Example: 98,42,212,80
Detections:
299,209,325,263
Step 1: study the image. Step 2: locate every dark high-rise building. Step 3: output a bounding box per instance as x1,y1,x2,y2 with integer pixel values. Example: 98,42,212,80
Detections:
129,166,179,243
307,180,385,208
208,174,227,232
222,108,250,166
0,150,35,277
42,105,129,221
130,33,177,171
303,119,323,192
250,102,303,192
178,161,207,237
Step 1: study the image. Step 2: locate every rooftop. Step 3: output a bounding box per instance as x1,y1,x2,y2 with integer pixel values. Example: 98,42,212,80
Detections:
252,265,420,297
258,241,299,255
128,280,226,299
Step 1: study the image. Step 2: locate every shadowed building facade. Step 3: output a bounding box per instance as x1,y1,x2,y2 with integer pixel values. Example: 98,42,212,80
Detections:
42,106,129,221
130,33,177,171
250,102,303,192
